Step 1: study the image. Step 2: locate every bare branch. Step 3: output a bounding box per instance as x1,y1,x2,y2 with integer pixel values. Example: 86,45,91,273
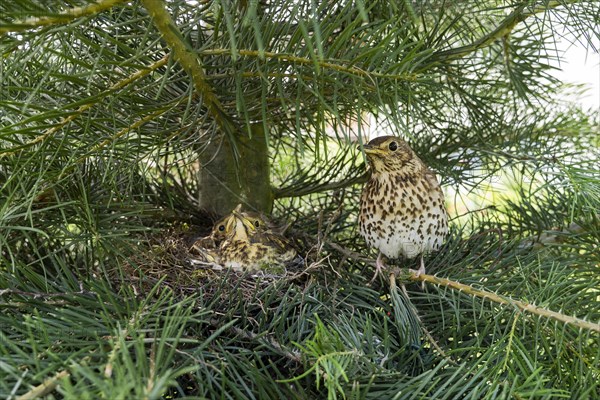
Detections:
410,272,600,333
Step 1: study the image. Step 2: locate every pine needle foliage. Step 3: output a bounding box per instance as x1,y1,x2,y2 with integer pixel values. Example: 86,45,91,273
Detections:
1,0,599,399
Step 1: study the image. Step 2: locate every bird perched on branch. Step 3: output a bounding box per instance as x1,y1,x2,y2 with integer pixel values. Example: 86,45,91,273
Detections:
358,136,448,280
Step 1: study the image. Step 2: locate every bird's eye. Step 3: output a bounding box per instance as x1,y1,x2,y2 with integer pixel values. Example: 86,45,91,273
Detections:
218,225,225,232
388,141,398,151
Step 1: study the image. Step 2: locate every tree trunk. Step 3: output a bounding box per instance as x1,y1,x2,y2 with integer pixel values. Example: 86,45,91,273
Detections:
198,125,272,217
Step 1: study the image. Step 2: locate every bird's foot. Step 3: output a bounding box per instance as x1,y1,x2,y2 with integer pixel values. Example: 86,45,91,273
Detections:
369,253,386,284
408,266,426,277
408,257,426,289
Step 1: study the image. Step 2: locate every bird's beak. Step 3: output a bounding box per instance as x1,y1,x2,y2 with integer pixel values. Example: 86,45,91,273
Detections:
359,144,385,156
239,215,257,232
225,215,236,233
230,205,256,232
231,204,246,221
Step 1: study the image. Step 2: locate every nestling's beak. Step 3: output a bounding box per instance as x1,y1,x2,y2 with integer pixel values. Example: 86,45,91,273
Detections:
231,205,257,233
231,204,247,220
240,216,257,232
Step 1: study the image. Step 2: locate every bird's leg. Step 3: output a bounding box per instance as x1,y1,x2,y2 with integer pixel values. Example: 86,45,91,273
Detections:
417,255,426,276
409,256,426,277
369,252,386,284
408,256,426,289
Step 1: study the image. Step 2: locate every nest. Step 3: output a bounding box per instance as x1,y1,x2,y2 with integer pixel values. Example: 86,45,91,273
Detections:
116,223,319,305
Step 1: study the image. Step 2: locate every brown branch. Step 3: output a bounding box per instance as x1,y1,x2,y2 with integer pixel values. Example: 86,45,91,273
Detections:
410,272,600,333
325,241,375,267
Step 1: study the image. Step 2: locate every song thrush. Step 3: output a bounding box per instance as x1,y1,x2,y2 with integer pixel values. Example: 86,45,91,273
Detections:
240,211,297,257
358,136,448,279
190,207,258,253
219,205,296,271
189,215,230,257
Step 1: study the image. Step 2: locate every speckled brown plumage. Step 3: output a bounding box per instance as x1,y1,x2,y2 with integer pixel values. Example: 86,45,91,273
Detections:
242,211,296,255
359,136,448,278
219,206,296,271
189,215,229,262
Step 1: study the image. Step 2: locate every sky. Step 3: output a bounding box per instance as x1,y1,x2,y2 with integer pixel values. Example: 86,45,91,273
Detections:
551,27,600,111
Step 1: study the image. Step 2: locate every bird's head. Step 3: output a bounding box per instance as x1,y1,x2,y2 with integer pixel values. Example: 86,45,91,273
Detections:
222,213,252,242
209,205,254,243
211,216,230,242
240,211,268,232
359,136,422,176
213,205,271,242
230,205,262,240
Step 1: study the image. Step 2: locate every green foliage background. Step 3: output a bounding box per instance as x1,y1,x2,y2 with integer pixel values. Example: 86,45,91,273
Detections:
1,0,599,399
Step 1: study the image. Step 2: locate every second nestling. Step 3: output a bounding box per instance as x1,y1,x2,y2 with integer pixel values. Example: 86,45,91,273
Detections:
191,204,297,273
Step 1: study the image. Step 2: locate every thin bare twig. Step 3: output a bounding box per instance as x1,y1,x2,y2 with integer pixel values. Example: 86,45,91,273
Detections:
410,273,600,333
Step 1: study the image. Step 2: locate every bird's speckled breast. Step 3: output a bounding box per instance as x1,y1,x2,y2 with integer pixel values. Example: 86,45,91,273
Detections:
359,171,448,259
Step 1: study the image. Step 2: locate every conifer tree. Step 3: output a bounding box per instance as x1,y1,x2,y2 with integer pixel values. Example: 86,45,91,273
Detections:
1,1,598,398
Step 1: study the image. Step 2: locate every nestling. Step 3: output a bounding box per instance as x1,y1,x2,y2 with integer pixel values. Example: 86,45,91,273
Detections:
219,205,297,271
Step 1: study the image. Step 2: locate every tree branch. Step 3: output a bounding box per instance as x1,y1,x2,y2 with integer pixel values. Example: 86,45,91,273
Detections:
0,0,127,35
140,0,238,137
433,0,581,62
410,272,600,333
16,370,70,400
200,49,419,81
0,55,169,159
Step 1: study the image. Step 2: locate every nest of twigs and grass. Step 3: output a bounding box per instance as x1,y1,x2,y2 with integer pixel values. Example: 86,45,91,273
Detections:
113,221,338,309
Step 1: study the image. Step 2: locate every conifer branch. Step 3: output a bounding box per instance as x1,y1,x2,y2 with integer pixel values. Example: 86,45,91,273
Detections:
411,273,600,333
433,0,582,62
0,55,169,159
200,49,419,81
140,0,238,137
16,370,70,400
0,0,127,35
274,173,368,199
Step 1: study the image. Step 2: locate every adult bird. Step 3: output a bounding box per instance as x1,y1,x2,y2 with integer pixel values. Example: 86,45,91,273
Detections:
358,136,448,280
